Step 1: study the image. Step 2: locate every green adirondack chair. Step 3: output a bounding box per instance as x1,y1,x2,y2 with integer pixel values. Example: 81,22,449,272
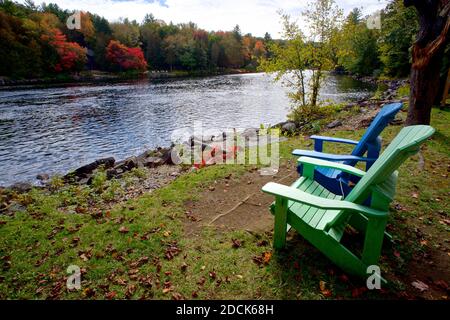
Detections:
262,125,435,279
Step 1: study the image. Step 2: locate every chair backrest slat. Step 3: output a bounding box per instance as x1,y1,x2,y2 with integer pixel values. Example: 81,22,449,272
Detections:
345,125,435,204
347,103,403,166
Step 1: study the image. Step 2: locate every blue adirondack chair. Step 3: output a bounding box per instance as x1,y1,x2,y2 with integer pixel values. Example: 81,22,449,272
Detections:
293,103,403,197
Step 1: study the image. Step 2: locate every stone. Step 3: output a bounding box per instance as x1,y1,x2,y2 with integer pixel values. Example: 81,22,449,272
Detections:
144,157,164,168
281,122,297,133
36,174,50,181
10,182,32,193
69,157,115,180
327,120,343,129
241,128,259,138
116,157,138,171
106,169,118,180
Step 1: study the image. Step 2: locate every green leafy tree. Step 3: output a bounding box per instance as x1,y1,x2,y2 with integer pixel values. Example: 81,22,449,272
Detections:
259,0,343,122
337,9,381,75
379,0,419,77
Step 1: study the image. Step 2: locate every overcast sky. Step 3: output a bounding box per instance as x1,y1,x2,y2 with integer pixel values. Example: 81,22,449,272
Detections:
22,0,389,37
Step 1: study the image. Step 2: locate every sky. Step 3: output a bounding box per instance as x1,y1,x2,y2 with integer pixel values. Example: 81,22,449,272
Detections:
21,0,390,37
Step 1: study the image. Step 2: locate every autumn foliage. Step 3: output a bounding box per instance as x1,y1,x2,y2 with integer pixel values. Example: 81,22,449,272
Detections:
106,40,147,71
42,29,87,72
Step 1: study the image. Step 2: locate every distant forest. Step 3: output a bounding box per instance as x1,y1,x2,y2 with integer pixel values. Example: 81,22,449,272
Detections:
0,0,448,80
0,0,270,78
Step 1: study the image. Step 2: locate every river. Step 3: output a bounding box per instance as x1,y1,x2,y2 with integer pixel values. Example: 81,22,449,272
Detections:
0,73,375,186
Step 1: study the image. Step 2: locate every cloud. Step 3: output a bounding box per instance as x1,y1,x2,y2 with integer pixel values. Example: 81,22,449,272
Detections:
18,0,389,37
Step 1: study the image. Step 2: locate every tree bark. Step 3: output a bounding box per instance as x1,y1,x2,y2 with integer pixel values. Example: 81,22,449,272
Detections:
405,0,450,125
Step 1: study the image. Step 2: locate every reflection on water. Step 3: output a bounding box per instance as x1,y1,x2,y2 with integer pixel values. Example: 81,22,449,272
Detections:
0,73,374,185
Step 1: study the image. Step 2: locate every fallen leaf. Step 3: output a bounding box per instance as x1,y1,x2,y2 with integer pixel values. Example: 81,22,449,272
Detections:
434,280,448,290
119,226,129,234
172,292,184,300
257,240,269,247
263,252,272,264
83,288,96,298
412,280,429,292
125,284,136,299
209,271,217,279
352,287,368,298
106,291,117,300
319,281,332,297
197,277,206,286
163,231,172,237
181,262,188,272
231,239,242,249
319,281,327,292
412,192,419,199
191,291,199,298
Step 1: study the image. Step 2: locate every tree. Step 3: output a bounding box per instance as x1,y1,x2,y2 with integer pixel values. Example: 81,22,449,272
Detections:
259,0,343,120
379,0,418,77
106,40,147,72
110,18,140,47
41,28,87,72
337,10,381,75
405,0,450,125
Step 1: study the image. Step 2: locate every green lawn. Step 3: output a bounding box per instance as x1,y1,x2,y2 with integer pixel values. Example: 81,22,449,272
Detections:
0,107,449,300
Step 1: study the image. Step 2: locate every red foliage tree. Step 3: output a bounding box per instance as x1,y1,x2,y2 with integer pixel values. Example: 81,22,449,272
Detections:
106,40,147,71
41,29,87,72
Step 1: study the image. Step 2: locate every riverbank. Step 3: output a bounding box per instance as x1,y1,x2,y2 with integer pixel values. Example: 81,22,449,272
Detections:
1,87,448,299
0,69,257,90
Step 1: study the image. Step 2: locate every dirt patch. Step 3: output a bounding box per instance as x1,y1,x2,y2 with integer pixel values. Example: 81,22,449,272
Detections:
184,161,298,237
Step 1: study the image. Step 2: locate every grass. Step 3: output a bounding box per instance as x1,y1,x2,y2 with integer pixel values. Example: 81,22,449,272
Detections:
0,108,449,300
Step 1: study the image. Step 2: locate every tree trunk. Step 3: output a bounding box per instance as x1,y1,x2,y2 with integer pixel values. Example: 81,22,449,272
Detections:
405,0,450,125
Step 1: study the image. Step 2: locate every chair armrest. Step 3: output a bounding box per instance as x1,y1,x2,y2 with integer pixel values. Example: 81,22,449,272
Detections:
310,135,359,145
298,156,367,178
262,182,386,218
292,150,376,163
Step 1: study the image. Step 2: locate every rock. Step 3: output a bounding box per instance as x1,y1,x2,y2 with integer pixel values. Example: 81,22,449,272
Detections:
241,128,259,138
161,147,183,165
281,122,297,133
136,150,152,162
10,182,32,193
69,157,115,180
36,174,50,181
106,169,118,180
144,157,164,168
115,157,138,172
327,120,343,129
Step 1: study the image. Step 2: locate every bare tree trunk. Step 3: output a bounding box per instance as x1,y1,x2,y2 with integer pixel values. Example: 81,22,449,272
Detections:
405,0,450,125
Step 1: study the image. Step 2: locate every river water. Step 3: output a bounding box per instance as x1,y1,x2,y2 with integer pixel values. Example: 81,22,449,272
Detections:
0,73,375,186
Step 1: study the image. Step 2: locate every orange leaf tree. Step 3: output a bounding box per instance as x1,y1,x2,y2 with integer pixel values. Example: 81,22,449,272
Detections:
42,28,87,72
106,40,147,72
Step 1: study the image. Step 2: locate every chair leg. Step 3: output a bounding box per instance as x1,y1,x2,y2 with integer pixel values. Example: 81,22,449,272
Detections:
349,213,393,243
362,217,388,266
273,196,288,250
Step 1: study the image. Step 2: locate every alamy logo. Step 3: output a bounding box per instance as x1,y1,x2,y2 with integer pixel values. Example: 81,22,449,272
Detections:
66,11,81,30
66,265,81,290
367,11,381,30
367,265,382,290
